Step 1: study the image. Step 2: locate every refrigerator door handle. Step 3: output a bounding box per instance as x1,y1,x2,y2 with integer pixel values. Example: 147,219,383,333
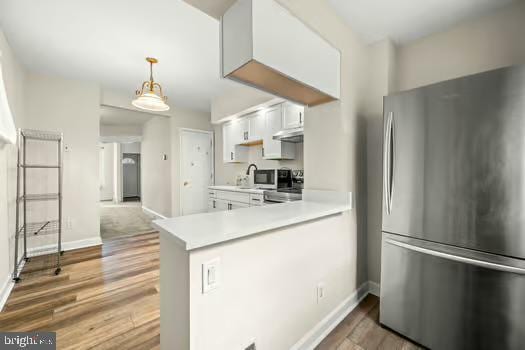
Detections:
385,238,525,275
384,112,394,214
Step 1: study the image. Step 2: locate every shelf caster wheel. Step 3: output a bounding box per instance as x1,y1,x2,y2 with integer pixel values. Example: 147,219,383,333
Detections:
24,257,31,262
54,268,61,275
60,251,65,256
13,277,21,283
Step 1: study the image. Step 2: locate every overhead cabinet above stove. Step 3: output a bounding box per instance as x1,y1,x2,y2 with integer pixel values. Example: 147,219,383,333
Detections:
221,0,341,107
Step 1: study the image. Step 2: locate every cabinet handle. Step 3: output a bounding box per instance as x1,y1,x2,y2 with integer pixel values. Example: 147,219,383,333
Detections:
262,147,265,157
251,198,260,202
231,152,233,160
213,200,216,209
299,112,302,124
228,203,232,210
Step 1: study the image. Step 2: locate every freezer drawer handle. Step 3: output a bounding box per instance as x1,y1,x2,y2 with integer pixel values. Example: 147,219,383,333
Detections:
385,238,525,275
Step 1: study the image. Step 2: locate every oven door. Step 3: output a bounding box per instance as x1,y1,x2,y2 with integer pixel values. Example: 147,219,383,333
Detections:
254,170,276,189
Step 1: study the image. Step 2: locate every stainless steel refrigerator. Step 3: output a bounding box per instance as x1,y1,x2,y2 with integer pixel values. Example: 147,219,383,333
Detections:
380,65,525,350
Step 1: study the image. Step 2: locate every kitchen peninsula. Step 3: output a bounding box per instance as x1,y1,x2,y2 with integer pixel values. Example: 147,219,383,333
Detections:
154,190,354,350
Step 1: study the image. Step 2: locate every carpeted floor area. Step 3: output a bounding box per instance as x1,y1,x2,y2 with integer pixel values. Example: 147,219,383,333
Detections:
100,203,155,240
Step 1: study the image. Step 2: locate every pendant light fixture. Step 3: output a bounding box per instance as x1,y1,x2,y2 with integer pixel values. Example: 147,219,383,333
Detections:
132,57,170,112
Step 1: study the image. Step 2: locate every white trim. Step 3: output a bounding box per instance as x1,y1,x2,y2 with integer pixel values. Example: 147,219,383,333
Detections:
291,281,378,350
179,128,215,216
27,236,103,257
142,206,168,220
368,281,380,297
0,270,17,311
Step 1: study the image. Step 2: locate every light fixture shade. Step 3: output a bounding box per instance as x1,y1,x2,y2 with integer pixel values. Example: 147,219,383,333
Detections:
132,57,170,112
132,91,170,112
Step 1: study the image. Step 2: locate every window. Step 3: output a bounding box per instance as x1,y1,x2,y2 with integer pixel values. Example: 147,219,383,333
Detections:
0,54,17,145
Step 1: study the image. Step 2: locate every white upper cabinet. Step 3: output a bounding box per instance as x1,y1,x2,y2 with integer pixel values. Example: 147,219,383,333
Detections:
223,121,248,163
262,105,295,160
248,112,265,141
221,0,340,107
282,102,304,129
239,111,265,144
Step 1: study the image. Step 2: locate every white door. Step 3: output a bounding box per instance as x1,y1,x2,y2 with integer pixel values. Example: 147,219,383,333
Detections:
181,129,214,215
99,143,114,201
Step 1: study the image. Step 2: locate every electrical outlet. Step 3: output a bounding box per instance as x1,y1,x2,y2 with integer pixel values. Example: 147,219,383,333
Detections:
317,283,326,304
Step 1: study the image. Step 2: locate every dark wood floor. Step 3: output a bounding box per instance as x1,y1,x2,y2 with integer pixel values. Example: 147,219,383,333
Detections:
316,295,421,350
1,232,419,350
0,232,160,350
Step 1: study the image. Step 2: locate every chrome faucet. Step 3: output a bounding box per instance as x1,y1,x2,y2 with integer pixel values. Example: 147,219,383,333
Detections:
246,163,258,175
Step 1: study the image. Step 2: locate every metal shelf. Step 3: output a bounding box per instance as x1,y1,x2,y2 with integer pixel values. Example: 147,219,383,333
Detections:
18,220,60,236
13,128,63,282
21,129,62,141
20,193,60,202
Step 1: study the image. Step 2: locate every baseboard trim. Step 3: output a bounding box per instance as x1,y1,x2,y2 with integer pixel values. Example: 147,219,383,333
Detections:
0,274,15,312
291,281,373,350
142,206,167,220
27,236,103,257
368,281,380,296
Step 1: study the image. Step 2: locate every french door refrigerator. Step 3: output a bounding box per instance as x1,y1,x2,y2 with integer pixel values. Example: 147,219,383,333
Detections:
380,65,525,350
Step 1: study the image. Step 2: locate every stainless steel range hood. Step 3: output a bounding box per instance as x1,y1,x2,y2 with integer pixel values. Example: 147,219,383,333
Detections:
272,127,303,143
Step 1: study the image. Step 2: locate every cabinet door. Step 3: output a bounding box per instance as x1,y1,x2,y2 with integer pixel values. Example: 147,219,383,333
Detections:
248,112,265,142
223,122,248,163
230,201,250,210
263,106,283,158
238,118,249,143
282,102,304,129
214,199,229,211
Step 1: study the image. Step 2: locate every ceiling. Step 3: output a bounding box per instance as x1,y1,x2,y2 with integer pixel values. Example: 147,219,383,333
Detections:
100,105,159,126
0,0,238,112
329,0,516,44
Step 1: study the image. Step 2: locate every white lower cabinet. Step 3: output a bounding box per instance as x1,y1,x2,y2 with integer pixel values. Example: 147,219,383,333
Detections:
208,189,265,212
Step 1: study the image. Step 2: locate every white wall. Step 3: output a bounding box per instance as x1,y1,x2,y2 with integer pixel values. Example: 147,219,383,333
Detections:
100,124,142,137
396,1,525,91
0,30,26,304
169,108,213,217
141,107,212,218
275,0,370,291
363,40,397,284
24,73,101,248
142,117,171,217
121,142,140,154
99,142,115,201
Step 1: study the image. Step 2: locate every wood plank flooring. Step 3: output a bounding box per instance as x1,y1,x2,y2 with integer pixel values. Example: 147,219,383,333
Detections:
0,232,160,350
1,232,419,350
316,295,422,350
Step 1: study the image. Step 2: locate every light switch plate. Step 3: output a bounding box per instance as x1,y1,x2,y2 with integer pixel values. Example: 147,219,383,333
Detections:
202,258,221,294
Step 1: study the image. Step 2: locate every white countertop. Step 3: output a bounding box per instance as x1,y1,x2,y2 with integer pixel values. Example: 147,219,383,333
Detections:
153,190,352,251
208,185,266,194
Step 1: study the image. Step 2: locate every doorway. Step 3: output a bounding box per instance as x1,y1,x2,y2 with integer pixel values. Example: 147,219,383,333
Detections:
123,153,141,202
180,129,214,215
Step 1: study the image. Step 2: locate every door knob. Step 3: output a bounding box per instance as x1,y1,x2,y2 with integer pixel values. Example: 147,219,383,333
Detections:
184,181,189,186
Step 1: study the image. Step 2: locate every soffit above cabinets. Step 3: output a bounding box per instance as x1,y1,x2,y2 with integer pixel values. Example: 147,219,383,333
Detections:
221,0,341,107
